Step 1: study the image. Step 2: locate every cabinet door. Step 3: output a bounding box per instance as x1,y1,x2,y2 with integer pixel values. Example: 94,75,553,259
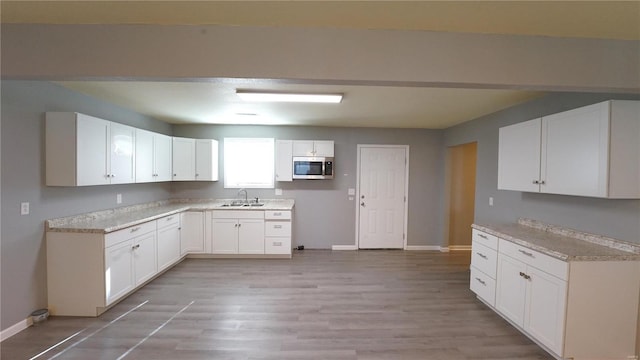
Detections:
542,102,609,197
524,266,567,356
275,140,293,182
181,212,204,254
195,139,218,181
154,133,173,182
105,240,134,305
497,118,542,192
135,129,155,183
212,219,239,254
292,140,315,156
496,254,527,327
172,137,196,181
132,231,157,285
157,223,181,272
238,219,265,254
76,114,110,186
313,140,334,157
109,122,136,184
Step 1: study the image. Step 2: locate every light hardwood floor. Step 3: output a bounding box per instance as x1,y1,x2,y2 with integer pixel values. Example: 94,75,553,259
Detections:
1,250,553,359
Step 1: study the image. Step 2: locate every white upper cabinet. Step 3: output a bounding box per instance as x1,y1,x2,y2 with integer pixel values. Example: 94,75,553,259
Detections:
137,129,173,183
275,140,293,182
497,100,640,198
292,140,334,157
46,112,134,186
172,137,196,181
172,138,219,181
497,118,542,193
195,139,219,181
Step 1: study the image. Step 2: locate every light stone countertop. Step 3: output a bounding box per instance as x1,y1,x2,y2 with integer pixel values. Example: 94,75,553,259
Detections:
472,219,640,262
46,199,295,234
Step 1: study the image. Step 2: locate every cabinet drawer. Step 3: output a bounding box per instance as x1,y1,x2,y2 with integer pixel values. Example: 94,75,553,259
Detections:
472,229,498,249
265,237,291,254
499,239,568,280
471,241,498,278
265,210,291,220
470,266,496,307
106,221,156,248
157,214,180,228
265,221,291,237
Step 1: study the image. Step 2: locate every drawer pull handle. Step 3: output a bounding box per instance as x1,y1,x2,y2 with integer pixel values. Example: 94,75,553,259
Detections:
273,212,282,216
476,252,488,259
130,227,141,233
166,217,173,221
519,272,531,280
518,249,534,257
273,225,283,229
475,277,486,286
478,233,488,239
273,242,282,246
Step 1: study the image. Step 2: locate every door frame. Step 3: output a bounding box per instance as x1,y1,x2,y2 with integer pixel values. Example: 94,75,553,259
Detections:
355,144,410,250
443,141,477,252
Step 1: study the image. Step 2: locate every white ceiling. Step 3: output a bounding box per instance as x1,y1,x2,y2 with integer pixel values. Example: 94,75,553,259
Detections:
7,1,637,129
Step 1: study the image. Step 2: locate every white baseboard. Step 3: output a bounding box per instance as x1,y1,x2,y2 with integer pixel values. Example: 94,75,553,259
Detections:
405,245,442,251
332,245,358,251
1,317,32,342
447,245,472,251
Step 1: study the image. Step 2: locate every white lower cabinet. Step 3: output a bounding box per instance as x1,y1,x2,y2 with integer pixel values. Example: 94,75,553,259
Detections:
156,214,181,272
211,211,265,254
264,210,292,255
478,234,640,359
104,238,135,305
181,211,205,254
469,229,498,306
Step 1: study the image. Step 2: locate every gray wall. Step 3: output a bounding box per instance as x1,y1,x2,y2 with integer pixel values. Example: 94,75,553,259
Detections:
171,125,444,249
1,81,173,330
444,92,640,243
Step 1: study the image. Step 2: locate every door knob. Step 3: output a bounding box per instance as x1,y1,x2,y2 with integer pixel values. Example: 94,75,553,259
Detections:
360,202,366,207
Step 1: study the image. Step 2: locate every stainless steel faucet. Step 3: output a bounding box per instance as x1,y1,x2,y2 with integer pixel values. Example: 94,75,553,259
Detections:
236,188,248,204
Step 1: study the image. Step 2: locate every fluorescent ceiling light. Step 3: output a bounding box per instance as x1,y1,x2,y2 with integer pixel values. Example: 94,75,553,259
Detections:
236,90,342,103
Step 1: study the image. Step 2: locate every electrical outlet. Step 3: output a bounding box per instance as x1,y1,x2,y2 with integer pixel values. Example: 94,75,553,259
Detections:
20,202,30,215
275,188,283,196
116,194,122,204
489,197,494,206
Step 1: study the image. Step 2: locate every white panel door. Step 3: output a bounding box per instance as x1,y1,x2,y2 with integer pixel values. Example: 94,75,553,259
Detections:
76,114,110,186
154,133,173,182
542,102,609,197
212,219,239,254
109,122,136,184
358,146,407,249
135,129,155,183
105,240,134,305
495,254,527,327
172,137,195,181
132,231,157,285
238,219,265,254
524,266,567,356
497,118,542,192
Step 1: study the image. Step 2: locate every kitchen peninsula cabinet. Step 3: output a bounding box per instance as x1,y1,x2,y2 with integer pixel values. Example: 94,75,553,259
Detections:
46,112,135,186
497,100,640,198
471,222,640,360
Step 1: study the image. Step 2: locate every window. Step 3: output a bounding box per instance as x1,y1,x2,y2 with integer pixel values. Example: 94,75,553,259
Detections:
223,138,275,188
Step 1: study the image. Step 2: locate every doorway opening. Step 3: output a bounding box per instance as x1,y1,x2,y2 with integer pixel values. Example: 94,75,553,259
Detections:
445,142,477,253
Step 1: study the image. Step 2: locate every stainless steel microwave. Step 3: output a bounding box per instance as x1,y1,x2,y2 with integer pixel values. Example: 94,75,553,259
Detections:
292,157,334,180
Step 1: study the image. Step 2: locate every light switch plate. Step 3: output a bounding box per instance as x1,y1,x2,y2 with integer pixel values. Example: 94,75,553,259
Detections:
489,197,494,206
117,194,122,204
348,188,356,195
275,188,283,196
21,202,29,215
